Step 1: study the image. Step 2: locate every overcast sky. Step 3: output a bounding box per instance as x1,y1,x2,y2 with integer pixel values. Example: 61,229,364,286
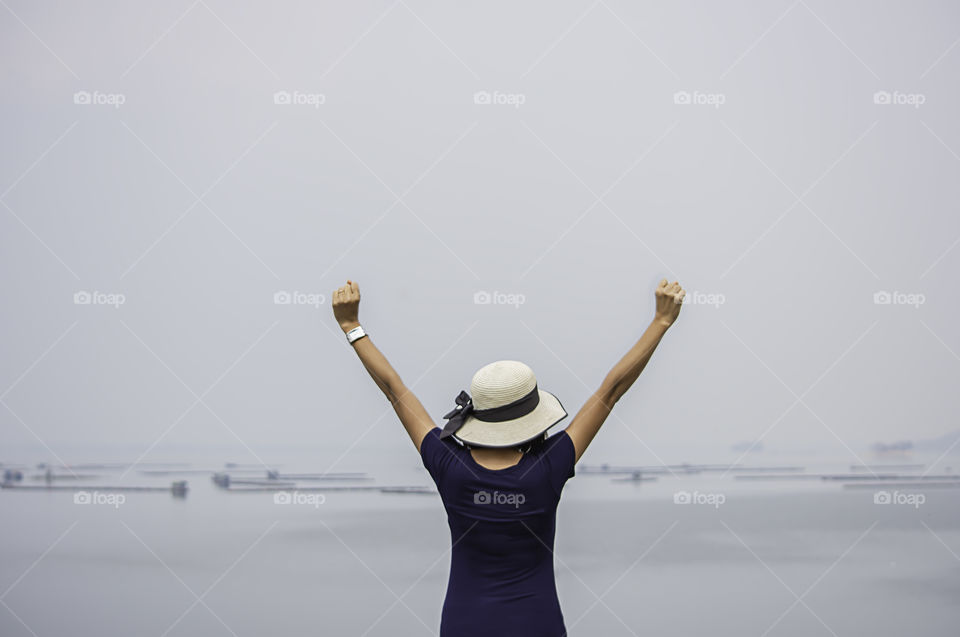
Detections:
2,1,958,471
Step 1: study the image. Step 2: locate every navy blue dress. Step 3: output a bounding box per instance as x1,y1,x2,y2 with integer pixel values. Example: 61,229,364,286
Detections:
420,426,577,637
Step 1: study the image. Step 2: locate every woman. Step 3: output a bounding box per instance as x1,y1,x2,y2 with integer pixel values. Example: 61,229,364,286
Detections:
331,278,685,636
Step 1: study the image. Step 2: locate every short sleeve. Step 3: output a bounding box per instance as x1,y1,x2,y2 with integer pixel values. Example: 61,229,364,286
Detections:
419,427,458,484
541,430,576,495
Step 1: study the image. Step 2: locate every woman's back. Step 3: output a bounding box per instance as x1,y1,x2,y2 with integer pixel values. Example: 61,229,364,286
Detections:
332,278,684,636
420,427,577,637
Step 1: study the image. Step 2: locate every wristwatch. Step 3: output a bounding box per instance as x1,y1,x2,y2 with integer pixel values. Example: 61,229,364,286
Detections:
345,325,367,344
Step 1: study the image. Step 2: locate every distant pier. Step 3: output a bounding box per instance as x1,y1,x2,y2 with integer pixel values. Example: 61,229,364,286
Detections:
1,481,189,497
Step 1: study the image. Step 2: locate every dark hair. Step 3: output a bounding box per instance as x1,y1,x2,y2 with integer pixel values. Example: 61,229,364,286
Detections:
516,431,549,454
462,431,549,454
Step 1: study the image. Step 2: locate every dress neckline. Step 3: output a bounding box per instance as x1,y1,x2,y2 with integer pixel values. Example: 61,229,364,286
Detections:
466,447,528,473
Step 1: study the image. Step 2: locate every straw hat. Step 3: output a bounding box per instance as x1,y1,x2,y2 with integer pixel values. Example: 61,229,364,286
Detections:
440,360,567,448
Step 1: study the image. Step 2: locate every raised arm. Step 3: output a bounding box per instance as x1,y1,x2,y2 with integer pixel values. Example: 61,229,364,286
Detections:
331,280,435,452
564,279,685,462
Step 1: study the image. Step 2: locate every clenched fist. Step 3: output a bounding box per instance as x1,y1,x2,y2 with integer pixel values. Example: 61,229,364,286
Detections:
332,279,361,332
654,279,685,327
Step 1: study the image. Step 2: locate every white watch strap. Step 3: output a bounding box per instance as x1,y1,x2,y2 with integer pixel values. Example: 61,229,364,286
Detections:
345,325,366,344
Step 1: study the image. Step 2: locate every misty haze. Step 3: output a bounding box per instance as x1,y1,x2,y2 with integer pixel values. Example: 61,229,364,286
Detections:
2,1,959,636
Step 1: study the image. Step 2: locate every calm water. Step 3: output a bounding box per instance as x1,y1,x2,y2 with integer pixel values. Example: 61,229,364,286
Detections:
1,457,958,636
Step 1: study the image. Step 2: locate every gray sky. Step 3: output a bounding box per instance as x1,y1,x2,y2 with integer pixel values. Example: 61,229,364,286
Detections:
2,0,958,470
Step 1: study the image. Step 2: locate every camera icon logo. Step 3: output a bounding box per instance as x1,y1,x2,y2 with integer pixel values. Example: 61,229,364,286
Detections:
274,90,292,105
73,91,92,105
873,91,891,105
274,291,292,305
874,490,891,504
474,490,491,504
873,290,892,305
673,490,691,504
473,91,492,105
473,290,491,305
673,91,691,105
74,290,92,305
74,491,91,504
274,491,292,504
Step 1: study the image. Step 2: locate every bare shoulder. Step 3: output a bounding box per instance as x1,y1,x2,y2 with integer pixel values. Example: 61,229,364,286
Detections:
562,388,615,463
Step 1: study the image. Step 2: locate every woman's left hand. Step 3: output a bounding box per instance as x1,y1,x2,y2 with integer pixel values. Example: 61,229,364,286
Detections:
332,279,361,332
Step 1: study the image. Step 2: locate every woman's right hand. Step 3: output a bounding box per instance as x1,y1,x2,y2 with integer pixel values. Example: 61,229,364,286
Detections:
654,279,685,327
